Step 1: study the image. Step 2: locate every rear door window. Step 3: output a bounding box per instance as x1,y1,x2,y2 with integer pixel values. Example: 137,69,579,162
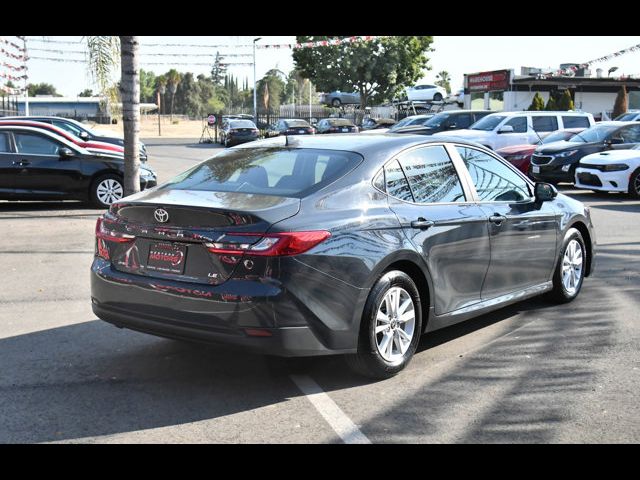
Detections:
562,116,590,128
532,115,559,132
505,116,527,133
384,160,413,202
14,133,61,155
0,132,10,152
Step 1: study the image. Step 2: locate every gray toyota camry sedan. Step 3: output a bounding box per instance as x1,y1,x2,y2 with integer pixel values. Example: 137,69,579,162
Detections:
91,134,596,379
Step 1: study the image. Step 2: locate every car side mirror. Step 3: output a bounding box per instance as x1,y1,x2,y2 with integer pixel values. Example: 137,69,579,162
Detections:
58,147,75,159
79,132,90,140
535,182,557,202
498,125,514,134
605,137,623,146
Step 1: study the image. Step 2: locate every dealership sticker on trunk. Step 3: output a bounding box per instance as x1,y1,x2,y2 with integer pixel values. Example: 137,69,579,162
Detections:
147,242,187,274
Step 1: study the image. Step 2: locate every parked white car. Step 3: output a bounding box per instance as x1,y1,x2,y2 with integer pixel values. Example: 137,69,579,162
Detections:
447,88,464,107
575,144,640,197
405,84,447,102
432,111,595,150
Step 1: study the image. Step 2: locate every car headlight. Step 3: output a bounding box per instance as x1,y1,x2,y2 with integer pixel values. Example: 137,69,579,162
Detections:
140,168,156,179
601,164,629,172
554,150,578,158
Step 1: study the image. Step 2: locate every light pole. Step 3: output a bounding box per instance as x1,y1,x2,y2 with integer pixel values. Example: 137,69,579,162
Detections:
253,37,261,125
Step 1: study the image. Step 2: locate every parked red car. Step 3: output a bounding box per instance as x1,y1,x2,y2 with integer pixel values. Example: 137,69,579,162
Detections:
496,128,586,177
0,120,125,157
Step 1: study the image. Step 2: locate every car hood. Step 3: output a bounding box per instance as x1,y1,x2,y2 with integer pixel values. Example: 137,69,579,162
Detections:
496,144,536,155
580,149,640,163
535,140,589,154
92,129,123,139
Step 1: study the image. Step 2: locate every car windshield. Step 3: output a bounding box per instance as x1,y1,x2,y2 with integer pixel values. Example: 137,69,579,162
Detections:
541,130,579,144
230,120,256,129
570,125,620,143
286,120,310,128
423,112,450,128
390,117,415,129
615,112,639,121
470,115,506,131
162,147,363,198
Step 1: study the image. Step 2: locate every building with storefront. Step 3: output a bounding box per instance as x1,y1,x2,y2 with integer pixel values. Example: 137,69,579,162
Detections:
463,67,640,120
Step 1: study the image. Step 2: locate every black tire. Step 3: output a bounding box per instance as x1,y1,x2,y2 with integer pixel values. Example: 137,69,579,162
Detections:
90,173,124,209
331,98,341,107
548,227,587,303
628,167,640,199
223,135,229,147
346,270,423,379
433,92,443,102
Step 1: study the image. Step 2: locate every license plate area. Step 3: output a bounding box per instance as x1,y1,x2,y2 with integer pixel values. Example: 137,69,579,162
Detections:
532,166,540,173
147,242,188,275
342,128,349,132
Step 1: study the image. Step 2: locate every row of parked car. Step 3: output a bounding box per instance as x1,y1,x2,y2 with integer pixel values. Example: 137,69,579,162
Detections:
223,109,640,198
0,116,156,207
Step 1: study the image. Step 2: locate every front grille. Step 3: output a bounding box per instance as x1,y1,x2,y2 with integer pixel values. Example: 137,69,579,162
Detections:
531,154,554,165
577,172,603,187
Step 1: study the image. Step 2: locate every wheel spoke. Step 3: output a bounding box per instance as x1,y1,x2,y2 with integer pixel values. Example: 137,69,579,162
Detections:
398,297,412,315
399,310,415,323
376,311,390,324
378,332,392,358
375,324,388,334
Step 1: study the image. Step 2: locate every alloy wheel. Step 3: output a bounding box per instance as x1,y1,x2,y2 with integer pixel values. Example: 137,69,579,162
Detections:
96,178,123,205
375,287,416,362
562,239,583,295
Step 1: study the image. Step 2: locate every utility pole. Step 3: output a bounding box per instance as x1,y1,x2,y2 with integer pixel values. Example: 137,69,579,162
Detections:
22,37,29,116
253,37,261,125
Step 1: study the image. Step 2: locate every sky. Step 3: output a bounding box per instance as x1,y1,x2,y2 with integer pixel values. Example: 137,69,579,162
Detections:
12,36,640,97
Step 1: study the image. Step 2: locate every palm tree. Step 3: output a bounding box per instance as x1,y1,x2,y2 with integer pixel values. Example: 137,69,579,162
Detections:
435,71,452,94
166,69,181,122
85,36,141,197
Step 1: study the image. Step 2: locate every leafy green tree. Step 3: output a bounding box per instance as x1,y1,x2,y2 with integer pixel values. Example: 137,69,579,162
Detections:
174,72,202,117
612,85,628,119
256,69,286,114
557,89,575,111
78,89,94,97
28,83,61,97
139,69,157,103
435,71,451,94
528,92,545,111
545,94,558,111
293,36,433,108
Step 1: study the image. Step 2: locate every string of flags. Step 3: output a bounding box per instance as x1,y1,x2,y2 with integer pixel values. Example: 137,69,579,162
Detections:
0,36,28,95
537,43,640,78
260,36,386,49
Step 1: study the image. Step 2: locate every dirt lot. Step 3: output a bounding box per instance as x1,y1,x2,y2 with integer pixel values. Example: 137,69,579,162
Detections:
89,116,206,139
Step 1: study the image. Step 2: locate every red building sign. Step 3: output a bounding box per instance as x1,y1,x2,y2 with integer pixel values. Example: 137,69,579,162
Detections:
466,70,511,93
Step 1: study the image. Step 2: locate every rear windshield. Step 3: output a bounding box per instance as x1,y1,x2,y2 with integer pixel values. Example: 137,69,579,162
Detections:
162,147,363,198
230,120,256,129
285,120,310,128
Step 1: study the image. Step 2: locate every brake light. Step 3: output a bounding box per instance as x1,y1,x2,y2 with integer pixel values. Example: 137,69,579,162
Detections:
205,231,330,257
95,217,135,243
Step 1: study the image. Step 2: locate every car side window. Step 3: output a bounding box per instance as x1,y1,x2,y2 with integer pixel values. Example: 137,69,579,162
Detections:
532,115,558,132
397,146,466,203
14,133,61,155
453,113,472,129
0,133,10,153
456,147,531,202
562,116,590,128
617,125,640,143
52,120,83,137
384,159,413,202
505,116,527,133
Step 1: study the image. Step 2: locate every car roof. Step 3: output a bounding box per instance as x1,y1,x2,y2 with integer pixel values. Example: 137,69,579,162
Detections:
592,121,637,127
486,111,592,117
436,110,493,115
0,125,87,151
232,132,489,158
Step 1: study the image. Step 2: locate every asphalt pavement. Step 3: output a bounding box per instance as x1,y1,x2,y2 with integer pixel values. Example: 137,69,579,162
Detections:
0,138,638,443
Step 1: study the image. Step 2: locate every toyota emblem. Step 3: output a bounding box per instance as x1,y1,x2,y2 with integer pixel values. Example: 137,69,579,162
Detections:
154,208,169,223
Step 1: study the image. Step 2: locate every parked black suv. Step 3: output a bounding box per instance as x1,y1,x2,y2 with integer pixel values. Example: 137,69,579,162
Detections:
530,121,640,184
391,110,493,136
0,125,156,207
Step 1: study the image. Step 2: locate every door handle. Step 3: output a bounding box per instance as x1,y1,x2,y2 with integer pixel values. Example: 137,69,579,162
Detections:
489,214,507,226
12,160,30,166
410,218,435,230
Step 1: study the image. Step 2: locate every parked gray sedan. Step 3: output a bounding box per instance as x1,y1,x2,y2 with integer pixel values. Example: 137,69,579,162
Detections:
320,91,361,107
91,134,596,379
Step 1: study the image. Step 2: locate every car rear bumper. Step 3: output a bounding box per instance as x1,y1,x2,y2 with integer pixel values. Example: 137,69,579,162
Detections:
90,258,359,356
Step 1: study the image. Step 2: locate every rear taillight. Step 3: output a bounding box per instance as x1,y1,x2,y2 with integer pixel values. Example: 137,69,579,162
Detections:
205,231,330,257
95,217,135,243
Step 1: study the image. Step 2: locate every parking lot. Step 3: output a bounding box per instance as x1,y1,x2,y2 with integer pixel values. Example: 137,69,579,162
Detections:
1,138,638,443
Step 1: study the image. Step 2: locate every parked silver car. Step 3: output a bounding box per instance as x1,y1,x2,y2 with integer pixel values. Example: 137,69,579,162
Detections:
320,91,361,107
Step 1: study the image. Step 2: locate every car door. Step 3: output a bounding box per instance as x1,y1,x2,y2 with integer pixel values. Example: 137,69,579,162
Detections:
611,124,640,149
384,144,491,315
493,116,531,149
0,131,19,194
453,145,558,299
12,131,83,195
446,113,473,131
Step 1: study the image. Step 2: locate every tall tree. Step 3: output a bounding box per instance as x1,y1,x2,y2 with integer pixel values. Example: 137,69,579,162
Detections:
435,71,451,94
166,69,181,122
139,69,157,103
257,69,285,114
211,51,226,86
557,89,575,111
27,83,61,97
78,89,94,97
612,85,628,119
293,36,433,109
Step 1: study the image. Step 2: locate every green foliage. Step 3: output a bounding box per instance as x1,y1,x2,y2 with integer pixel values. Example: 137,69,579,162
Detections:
28,83,62,97
528,92,545,111
78,89,94,97
84,36,120,95
435,71,451,94
612,85,628,119
139,69,157,103
557,89,575,111
211,52,226,86
545,95,558,111
292,36,433,108
256,69,286,113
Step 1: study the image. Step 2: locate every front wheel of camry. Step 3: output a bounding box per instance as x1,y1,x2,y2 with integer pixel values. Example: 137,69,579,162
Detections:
548,227,586,303
346,270,423,379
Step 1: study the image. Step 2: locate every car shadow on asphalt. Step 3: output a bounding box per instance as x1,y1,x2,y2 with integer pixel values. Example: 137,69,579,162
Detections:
0,201,105,220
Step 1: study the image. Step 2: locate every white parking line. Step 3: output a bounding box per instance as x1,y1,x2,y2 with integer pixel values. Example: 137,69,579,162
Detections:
290,374,371,444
